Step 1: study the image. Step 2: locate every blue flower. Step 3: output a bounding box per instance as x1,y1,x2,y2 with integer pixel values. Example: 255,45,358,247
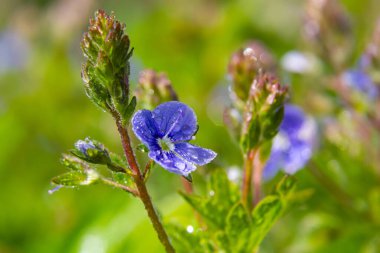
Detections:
342,69,378,99
132,101,217,176
263,105,317,180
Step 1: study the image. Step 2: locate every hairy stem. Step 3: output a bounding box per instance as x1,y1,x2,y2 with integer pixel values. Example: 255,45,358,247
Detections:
112,112,175,253
101,177,139,197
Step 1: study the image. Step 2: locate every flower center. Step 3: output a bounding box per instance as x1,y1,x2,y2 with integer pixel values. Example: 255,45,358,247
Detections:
158,137,174,151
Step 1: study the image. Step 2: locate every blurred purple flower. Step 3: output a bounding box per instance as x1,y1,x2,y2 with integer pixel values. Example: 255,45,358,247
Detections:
263,105,317,180
0,29,29,73
342,69,378,99
132,101,217,176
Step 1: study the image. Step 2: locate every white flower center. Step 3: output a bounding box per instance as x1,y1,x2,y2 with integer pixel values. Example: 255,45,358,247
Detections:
158,136,174,151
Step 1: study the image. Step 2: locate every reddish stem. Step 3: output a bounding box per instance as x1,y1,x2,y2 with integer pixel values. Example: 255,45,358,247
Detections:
113,112,175,253
242,149,256,209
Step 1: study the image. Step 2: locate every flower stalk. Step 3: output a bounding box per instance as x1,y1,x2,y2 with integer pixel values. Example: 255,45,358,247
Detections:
112,110,176,253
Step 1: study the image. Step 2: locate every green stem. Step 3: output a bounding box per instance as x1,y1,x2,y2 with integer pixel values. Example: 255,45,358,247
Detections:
113,112,175,253
101,177,139,197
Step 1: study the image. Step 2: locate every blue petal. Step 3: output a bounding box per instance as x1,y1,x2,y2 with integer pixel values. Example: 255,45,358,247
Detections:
263,150,284,180
149,150,196,176
282,140,312,174
132,110,160,149
280,105,306,137
152,101,197,142
264,105,317,180
343,70,378,99
174,143,216,165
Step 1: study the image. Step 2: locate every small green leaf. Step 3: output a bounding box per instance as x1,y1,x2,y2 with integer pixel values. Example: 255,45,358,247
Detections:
180,169,239,229
275,175,297,198
52,171,98,187
250,195,283,248
121,96,137,124
240,117,261,152
107,152,129,172
165,224,211,253
136,143,149,153
112,171,134,188
225,203,253,252
60,154,87,171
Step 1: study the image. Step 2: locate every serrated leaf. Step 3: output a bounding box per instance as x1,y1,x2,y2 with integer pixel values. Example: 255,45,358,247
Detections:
180,169,239,229
165,224,211,253
214,231,230,252
250,195,283,249
208,169,238,208
225,202,253,253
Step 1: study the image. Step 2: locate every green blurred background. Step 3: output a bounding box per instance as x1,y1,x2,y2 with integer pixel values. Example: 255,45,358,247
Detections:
1,0,380,252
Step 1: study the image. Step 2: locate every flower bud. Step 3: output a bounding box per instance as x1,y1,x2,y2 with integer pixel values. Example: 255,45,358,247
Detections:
363,19,380,83
135,69,178,109
81,10,133,116
304,0,352,69
241,74,288,152
228,42,276,103
72,137,111,165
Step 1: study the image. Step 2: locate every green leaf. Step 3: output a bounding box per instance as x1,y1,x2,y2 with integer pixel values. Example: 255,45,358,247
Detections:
107,152,129,172
165,224,212,253
240,117,261,152
225,203,253,252
112,172,134,188
180,169,239,229
275,175,297,198
250,195,283,249
136,143,149,153
52,171,98,187
60,154,88,171
121,96,137,124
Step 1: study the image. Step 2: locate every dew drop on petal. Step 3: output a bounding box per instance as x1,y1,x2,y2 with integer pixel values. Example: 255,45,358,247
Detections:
175,161,185,170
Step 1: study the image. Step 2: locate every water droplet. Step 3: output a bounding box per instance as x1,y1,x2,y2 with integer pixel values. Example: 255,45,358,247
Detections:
186,225,194,233
175,162,185,170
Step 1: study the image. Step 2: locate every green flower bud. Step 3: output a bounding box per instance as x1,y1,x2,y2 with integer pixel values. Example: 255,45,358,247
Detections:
228,42,276,103
71,137,111,165
241,74,288,152
81,10,133,115
135,69,178,109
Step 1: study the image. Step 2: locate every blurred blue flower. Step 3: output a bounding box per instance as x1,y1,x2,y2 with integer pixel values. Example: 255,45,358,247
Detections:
263,105,317,180
0,29,29,73
132,101,217,176
342,69,378,100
